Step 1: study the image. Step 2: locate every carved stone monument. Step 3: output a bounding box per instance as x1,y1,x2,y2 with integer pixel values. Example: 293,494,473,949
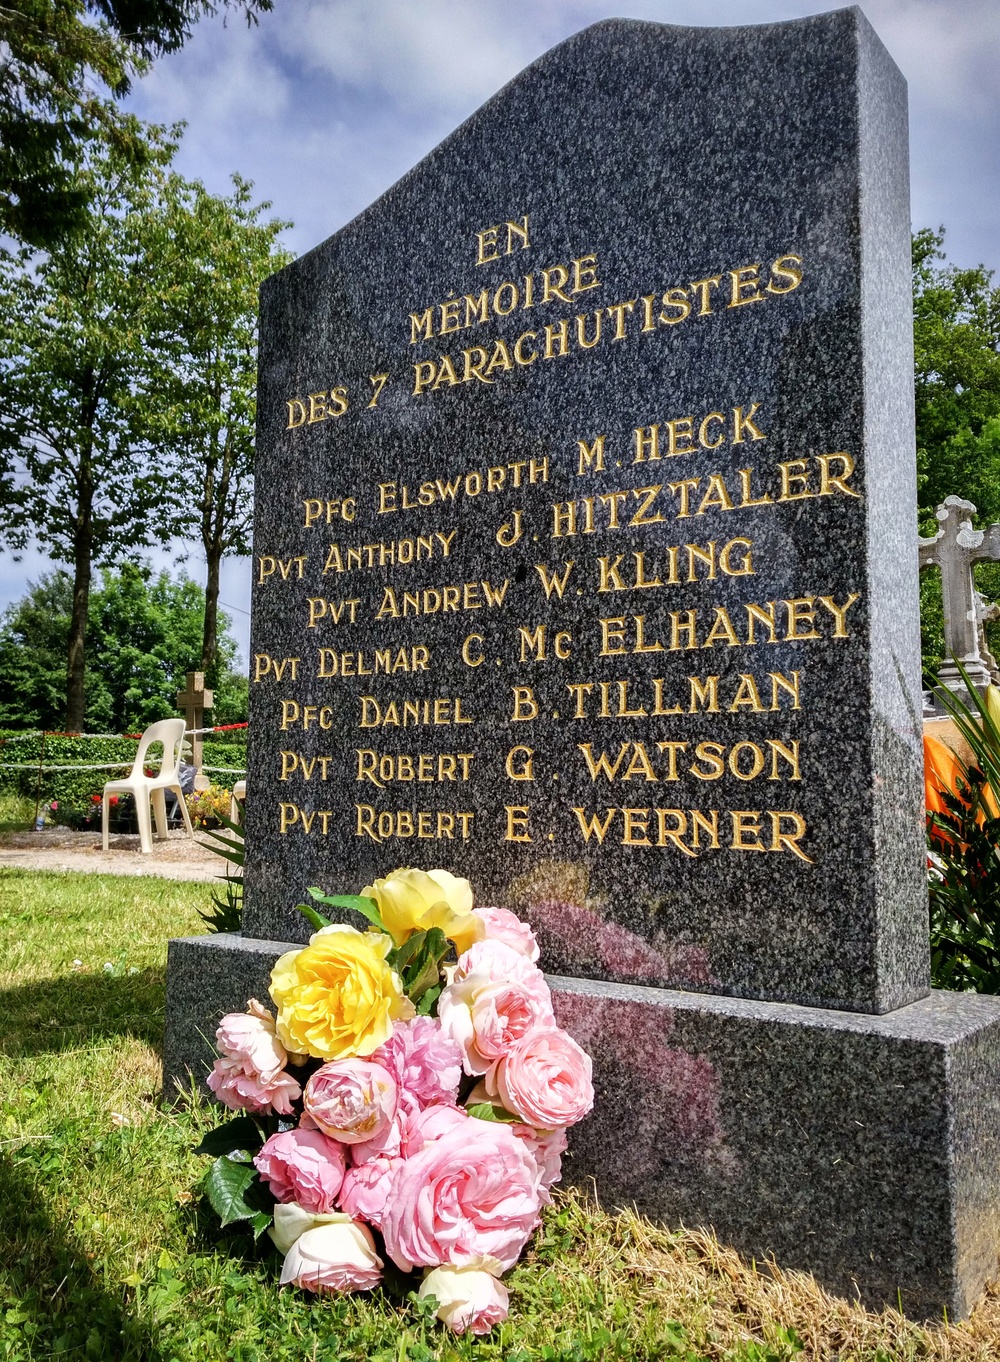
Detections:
164,10,1000,1317
919,496,1000,694
175,670,213,773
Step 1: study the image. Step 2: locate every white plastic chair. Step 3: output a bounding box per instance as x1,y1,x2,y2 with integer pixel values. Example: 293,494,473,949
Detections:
230,779,246,824
102,718,195,854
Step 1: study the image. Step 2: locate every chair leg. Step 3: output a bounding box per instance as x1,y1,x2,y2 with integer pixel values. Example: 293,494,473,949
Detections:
152,788,168,840
102,792,110,852
173,786,195,840
136,792,153,854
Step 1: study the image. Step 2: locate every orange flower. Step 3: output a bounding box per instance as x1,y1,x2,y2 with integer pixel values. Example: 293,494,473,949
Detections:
924,733,963,819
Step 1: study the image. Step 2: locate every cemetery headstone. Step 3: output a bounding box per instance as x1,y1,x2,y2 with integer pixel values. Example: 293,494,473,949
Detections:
164,9,1000,1318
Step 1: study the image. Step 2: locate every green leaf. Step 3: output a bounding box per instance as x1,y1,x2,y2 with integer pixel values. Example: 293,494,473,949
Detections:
390,929,427,974
416,983,441,1015
200,828,245,865
203,1155,257,1226
308,889,388,934
250,1211,273,1241
467,1102,520,1123
194,1116,263,1159
405,953,441,1003
294,901,332,932
403,926,450,1004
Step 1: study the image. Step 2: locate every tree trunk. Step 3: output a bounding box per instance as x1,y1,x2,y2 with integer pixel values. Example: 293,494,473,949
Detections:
201,544,221,684
66,512,92,731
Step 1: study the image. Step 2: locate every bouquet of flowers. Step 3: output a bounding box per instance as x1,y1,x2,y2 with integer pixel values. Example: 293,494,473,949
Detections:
197,866,594,1336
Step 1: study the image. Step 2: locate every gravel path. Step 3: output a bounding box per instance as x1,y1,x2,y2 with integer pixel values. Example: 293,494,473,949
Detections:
0,827,226,882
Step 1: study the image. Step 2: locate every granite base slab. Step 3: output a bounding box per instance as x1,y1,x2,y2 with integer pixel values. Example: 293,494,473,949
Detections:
163,933,1000,1319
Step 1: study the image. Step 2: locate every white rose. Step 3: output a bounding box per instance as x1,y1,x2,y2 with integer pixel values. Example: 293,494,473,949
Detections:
419,1263,509,1335
276,1209,382,1295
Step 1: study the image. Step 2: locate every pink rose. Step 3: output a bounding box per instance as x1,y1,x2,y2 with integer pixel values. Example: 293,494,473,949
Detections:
303,1059,398,1144
207,1000,301,1115
474,907,539,961
513,1124,568,1194
275,1209,382,1295
399,1102,470,1156
381,1115,543,1272
438,939,554,1076
487,1026,593,1129
338,1156,400,1228
371,1016,462,1110
254,1127,346,1211
418,1264,509,1335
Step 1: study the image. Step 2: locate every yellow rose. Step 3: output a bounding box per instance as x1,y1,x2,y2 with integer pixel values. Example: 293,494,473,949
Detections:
363,867,484,954
269,924,414,1061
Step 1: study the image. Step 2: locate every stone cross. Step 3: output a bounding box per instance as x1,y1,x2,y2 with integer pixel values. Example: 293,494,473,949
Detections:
175,670,213,775
918,495,1000,693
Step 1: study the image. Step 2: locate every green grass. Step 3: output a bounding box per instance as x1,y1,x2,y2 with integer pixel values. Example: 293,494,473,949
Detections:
2,869,1000,1361
0,792,34,832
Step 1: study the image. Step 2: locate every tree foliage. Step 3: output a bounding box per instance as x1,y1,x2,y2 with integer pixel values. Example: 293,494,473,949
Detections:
0,121,185,727
0,563,241,732
0,121,285,726
914,226,1000,529
914,228,1000,674
146,174,290,679
0,0,272,247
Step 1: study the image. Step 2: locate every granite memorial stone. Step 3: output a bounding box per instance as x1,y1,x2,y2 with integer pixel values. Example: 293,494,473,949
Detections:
164,9,1000,1318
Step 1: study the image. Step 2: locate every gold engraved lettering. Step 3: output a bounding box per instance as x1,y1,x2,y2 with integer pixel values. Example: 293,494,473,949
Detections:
505,805,532,841
769,810,811,860
785,597,820,640
728,264,764,308
253,654,301,683
505,746,535,780
817,452,861,498
634,425,659,464
730,810,766,851
659,287,691,324
358,696,473,729
577,436,606,474
511,686,539,721
356,804,474,842
766,253,803,294
571,807,617,843
605,299,636,340
462,633,484,667
817,593,860,636
689,276,722,315
534,561,574,598
258,554,307,582
733,403,766,443
779,459,811,501
410,309,434,343
571,253,600,293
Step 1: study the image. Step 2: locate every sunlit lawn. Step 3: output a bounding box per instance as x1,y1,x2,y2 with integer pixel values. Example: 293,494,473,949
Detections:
3,867,1000,1361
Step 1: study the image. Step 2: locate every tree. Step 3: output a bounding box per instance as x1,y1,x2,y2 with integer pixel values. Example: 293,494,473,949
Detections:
148,175,290,679
0,563,242,732
0,121,182,729
0,0,272,248
913,228,1000,675
914,227,1000,529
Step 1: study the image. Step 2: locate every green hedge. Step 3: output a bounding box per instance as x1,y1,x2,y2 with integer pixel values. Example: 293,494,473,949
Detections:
0,731,249,809
202,739,248,779
0,734,139,807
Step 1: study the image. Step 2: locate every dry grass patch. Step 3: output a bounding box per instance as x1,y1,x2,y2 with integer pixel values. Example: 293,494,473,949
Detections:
550,1189,1000,1362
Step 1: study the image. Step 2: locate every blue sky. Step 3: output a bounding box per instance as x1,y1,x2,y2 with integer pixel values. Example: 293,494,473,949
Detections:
2,0,997,666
